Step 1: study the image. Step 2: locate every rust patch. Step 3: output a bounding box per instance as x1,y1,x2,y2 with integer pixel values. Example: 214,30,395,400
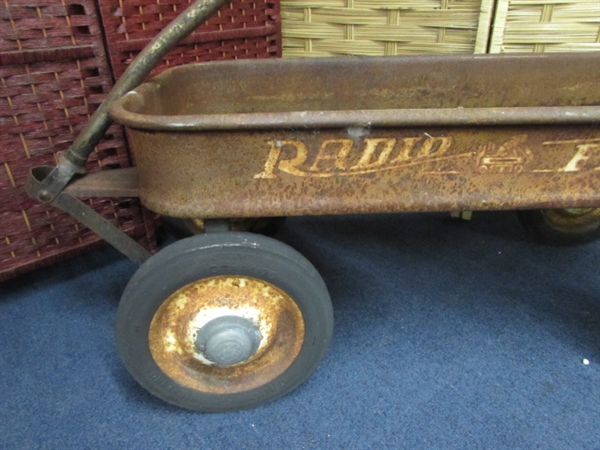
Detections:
129,127,600,218
149,276,305,394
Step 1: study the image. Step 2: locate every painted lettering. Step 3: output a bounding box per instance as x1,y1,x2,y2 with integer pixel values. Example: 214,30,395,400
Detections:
562,143,599,172
253,134,600,179
350,139,397,170
414,136,453,159
389,138,420,164
310,139,353,172
253,135,457,179
254,140,309,179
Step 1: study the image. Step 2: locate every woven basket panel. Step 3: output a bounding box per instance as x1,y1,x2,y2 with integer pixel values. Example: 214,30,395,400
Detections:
0,0,102,52
1,0,157,282
490,0,600,53
98,0,282,78
281,0,495,57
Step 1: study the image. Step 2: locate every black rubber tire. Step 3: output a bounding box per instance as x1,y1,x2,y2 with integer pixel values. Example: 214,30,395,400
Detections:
115,232,333,412
517,208,600,246
163,217,286,239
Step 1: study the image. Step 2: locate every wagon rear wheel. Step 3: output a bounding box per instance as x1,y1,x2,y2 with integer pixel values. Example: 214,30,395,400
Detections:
517,208,600,246
116,233,333,412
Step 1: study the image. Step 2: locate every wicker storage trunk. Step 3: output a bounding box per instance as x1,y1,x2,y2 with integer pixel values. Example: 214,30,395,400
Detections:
98,0,281,78
0,0,282,282
281,0,599,56
0,0,157,282
281,0,496,57
489,0,600,53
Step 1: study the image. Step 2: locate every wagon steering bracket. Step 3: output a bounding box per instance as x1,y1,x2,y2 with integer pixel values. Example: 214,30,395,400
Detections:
26,166,152,265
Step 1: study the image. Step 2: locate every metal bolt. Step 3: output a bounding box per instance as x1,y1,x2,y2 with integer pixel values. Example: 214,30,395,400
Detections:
38,190,52,202
195,316,261,366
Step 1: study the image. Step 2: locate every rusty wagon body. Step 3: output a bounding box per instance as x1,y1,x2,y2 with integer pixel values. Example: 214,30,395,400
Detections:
108,54,599,219
26,0,600,412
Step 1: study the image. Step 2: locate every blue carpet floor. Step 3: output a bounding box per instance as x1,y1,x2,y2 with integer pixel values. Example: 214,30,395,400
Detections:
1,211,599,449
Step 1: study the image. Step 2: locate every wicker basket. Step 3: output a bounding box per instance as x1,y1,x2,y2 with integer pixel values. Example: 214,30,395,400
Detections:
1,0,283,282
489,0,600,53
98,0,282,78
281,0,495,57
0,0,156,282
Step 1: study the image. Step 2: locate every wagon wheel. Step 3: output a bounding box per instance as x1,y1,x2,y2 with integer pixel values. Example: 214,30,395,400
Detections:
116,232,333,412
517,208,600,246
163,217,286,238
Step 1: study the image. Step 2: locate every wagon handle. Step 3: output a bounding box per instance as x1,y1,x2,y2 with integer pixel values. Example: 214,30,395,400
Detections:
28,0,229,204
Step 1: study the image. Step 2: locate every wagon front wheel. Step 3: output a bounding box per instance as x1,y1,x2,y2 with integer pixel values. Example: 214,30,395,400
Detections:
517,208,600,246
116,233,333,412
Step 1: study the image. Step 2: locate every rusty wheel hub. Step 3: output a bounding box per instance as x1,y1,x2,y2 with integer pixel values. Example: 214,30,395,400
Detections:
542,208,600,233
148,275,305,394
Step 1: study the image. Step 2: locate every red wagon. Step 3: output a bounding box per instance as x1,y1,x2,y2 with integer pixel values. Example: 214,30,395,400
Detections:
26,0,600,411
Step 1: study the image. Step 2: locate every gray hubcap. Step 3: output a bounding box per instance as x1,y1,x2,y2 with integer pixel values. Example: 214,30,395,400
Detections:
195,316,261,366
